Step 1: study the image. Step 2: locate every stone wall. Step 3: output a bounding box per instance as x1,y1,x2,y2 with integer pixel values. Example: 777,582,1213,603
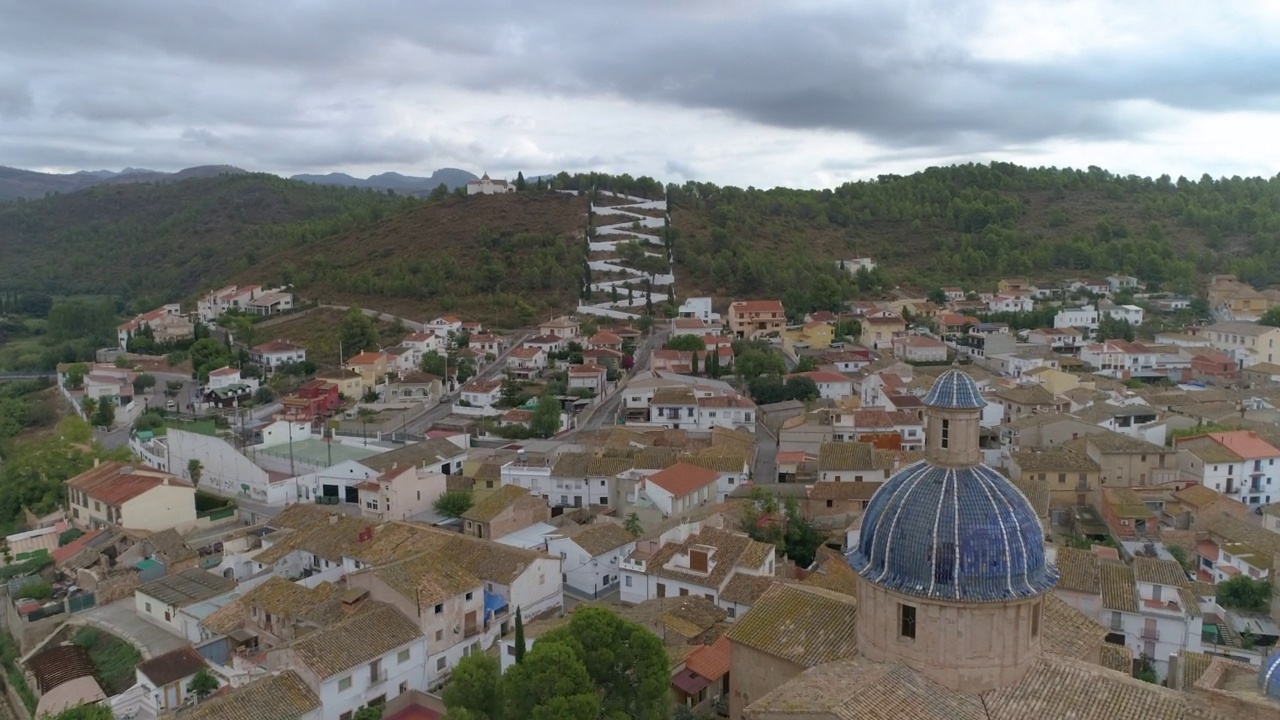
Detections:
727,641,803,720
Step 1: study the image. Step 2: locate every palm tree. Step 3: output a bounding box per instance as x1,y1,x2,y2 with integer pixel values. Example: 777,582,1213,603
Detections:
187,459,204,486
81,396,97,420
356,407,377,446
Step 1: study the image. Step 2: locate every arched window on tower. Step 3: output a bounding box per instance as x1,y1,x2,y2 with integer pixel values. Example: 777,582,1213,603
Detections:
940,419,950,449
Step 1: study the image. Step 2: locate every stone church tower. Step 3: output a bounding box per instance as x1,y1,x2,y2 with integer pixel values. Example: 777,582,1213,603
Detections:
848,369,1059,693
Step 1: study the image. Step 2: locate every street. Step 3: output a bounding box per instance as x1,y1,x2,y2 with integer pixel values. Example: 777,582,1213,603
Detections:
576,327,668,433
404,330,533,435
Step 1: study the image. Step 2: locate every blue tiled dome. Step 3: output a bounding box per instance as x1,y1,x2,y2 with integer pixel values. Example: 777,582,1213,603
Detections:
922,369,986,409
1260,651,1280,700
848,460,1058,602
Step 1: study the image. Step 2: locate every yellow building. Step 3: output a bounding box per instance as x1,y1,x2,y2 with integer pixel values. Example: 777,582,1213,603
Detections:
782,321,835,354
343,351,391,392
1020,367,1082,397
1207,274,1280,320
67,461,197,533
315,369,364,399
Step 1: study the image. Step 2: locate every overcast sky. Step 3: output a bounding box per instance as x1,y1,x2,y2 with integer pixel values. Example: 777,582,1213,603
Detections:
3,0,1279,188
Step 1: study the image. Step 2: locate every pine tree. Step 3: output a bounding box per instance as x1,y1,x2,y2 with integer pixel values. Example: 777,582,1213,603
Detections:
691,351,700,376
514,606,526,664
707,348,720,378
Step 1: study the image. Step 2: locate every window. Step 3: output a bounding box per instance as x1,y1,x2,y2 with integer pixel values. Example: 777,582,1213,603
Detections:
940,420,950,449
899,604,916,639
338,676,352,691
465,592,473,601
434,603,443,614
399,681,408,694
437,657,446,671
1031,602,1041,637
1057,473,1066,484
398,649,411,664
145,602,152,613
727,607,736,619
600,479,606,486
625,576,632,587
435,629,443,641
94,501,101,512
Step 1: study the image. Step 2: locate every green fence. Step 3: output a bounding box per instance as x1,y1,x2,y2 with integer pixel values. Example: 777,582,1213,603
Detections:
198,507,236,521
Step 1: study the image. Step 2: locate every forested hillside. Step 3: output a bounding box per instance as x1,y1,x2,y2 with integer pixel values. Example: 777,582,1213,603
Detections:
0,173,417,303
668,163,1280,298
254,191,587,322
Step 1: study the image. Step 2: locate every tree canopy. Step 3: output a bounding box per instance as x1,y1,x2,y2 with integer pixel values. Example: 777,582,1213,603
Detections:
443,607,669,720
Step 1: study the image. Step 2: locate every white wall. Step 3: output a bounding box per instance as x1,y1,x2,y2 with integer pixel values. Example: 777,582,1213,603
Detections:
547,537,635,598
167,429,272,500
317,638,428,720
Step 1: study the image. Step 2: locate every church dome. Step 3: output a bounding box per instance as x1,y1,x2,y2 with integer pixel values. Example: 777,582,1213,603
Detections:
1260,651,1280,700
848,460,1057,602
848,368,1057,603
922,368,986,409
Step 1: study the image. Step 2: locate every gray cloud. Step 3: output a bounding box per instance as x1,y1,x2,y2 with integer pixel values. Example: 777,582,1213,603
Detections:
0,1,1277,179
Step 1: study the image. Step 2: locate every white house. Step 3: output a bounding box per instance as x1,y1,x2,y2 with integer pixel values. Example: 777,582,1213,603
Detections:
135,647,213,712
891,335,948,363
546,523,637,599
283,601,427,720
987,294,1034,313
466,173,515,195
1119,558,1204,682
1175,430,1280,509
1054,305,1099,330
459,379,502,412
618,525,776,619
537,316,580,340
250,340,307,371
637,462,719,517
836,258,876,274
207,366,258,392
677,297,721,323
1106,275,1140,291
1100,301,1145,326
567,364,608,394
134,568,236,637
506,347,547,378
783,371,854,402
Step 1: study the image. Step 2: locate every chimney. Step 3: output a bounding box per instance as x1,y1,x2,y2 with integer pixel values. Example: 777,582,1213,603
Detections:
342,588,370,616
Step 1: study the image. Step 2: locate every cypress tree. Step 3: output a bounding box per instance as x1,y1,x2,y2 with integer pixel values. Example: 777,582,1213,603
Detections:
514,606,526,663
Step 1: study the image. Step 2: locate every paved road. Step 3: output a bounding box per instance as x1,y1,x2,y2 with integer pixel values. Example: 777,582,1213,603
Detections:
576,327,668,433
71,598,189,660
404,331,533,435
753,423,779,483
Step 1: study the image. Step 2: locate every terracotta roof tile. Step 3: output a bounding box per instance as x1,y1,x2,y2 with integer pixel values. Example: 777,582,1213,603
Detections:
1041,594,1106,660
817,442,876,472
684,636,731,681
1099,643,1133,674
1133,556,1189,587
67,462,190,508
562,523,635,557
645,462,719,496
1099,562,1138,613
183,670,319,720
726,584,857,667
719,573,776,605
1053,547,1101,594
291,602,422,679
372,553,481,606
461,484,533,522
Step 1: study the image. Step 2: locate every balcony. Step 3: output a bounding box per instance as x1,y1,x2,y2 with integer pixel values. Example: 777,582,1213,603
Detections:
369,669,387,686
464,625,480,639
1140,627,1160,641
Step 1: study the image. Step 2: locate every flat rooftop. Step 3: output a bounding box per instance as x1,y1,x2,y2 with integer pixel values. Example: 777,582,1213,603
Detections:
254,438,384,466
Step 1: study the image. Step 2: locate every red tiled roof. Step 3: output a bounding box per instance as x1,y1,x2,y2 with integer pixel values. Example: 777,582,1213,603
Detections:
685,636,731,681
252,340,303,354
1207,431,1280,460
568,364,606,376
589,331,623,345
346,351,387,365
465,379,502,393
208,367,239,377
509,347,543,359
67,462,190,508
52,529,104,563
646,462,719,496
730,300,784,314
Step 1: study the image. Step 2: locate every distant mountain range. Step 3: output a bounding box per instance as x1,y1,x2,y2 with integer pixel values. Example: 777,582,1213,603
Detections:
0,165,479,202
290,168,479,194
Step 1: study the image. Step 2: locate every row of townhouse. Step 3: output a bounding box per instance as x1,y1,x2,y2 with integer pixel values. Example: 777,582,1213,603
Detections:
117,303,193,350
623,372,758,432
1052,549,1204,682
500,450,750,514
620,524,778,621
197,284,294,324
